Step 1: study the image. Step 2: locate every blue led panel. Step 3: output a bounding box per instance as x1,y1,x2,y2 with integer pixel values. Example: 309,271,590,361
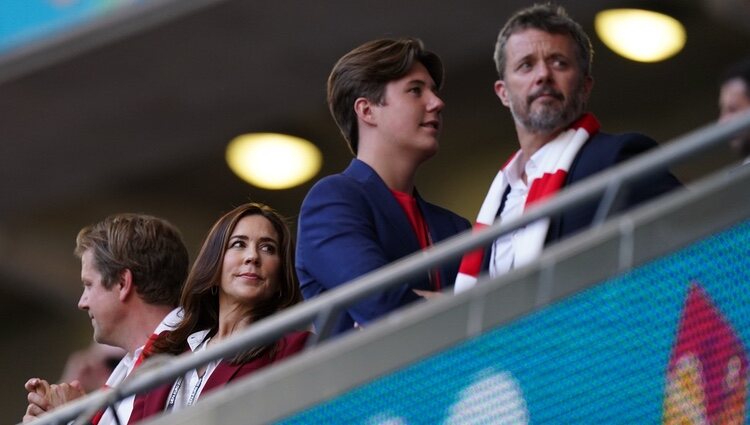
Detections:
0,0,145,53
279,220,750,424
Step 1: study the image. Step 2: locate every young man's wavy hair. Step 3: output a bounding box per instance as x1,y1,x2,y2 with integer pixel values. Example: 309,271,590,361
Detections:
327,37,443,155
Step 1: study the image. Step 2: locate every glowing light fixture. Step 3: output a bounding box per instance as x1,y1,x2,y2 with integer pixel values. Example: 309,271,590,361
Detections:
595,8,686,62
226,133,322,189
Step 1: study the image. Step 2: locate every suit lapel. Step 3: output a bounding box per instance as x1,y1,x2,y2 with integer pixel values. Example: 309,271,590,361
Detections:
130,361,243,422
202,360,242,394
131,382,173,422
201,356,277,396
344,160,421,252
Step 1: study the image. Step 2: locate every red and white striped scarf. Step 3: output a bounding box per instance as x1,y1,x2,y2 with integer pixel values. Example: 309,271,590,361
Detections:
454,114,600,293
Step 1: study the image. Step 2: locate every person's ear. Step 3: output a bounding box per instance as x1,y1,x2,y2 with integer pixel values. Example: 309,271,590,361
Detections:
354,97,377,126
117,269,134,302
582,75,594,103
494,80,511,107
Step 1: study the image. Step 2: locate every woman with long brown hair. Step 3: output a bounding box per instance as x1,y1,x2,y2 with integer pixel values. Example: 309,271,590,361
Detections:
129,203,308,423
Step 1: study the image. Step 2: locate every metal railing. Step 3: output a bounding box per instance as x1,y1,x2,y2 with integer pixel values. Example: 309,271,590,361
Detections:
25,111,750,425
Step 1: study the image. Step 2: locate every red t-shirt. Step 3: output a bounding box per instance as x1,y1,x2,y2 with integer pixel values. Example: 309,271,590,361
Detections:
390,189,441,291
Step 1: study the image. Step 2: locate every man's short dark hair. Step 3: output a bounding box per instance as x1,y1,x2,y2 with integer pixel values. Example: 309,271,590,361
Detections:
720,57,750,96
494,3,593,80
327,37,443,155
75,213,189,307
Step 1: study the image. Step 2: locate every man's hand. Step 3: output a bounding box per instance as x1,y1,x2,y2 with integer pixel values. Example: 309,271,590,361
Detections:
23,378,86,422
47,380,86,406
413,289,444,300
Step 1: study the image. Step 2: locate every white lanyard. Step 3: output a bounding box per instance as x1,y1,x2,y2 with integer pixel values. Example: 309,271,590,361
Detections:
165,372,204,411
165,337,212,411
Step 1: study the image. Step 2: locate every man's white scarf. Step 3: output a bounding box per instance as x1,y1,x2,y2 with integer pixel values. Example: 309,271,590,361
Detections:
455,114,600,293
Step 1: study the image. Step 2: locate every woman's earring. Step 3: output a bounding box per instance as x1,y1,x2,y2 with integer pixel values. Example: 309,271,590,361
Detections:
211,285,218,296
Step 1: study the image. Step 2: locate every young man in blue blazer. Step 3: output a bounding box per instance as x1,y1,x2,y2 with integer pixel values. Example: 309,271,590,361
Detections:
296,38,470,336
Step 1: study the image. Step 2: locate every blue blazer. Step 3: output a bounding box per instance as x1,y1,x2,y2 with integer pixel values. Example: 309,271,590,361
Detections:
296,159,470,335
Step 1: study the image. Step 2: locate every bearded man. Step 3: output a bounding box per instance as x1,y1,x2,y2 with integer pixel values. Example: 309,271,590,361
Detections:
455,4,682,292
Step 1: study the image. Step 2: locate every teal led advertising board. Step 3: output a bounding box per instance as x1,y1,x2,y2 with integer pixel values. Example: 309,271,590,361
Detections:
280,220,750,424
0,0,144,53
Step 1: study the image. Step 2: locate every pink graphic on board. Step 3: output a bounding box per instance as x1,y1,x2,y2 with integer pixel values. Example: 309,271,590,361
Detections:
664,283,747,424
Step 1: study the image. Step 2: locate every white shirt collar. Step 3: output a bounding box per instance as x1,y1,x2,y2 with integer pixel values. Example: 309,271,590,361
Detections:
503,142,556,190
186,329,212,352
154,307,184,335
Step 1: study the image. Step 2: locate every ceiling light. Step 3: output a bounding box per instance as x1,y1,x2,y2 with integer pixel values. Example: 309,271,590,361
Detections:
595,8,686,63
226,133,322,190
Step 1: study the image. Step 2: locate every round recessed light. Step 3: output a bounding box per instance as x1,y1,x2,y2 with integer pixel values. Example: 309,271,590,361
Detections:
595,8,686,63
226,133,322,189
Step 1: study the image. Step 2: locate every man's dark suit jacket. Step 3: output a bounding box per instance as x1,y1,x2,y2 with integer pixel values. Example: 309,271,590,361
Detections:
296,159,471,335
489,131,682,267
547,131,680,242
